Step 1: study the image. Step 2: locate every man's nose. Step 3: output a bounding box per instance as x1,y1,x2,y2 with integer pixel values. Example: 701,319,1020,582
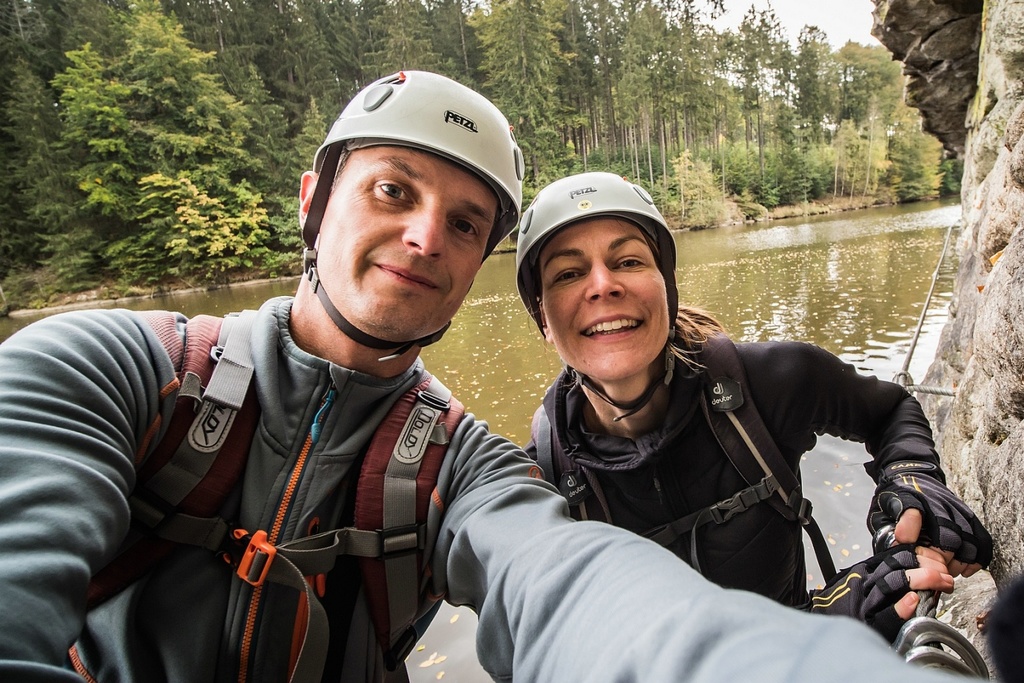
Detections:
402,204,447,257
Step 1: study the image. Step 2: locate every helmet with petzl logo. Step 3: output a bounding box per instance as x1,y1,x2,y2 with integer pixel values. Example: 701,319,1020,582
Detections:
304,70,525,262
515,171,678,335
302,71,525,358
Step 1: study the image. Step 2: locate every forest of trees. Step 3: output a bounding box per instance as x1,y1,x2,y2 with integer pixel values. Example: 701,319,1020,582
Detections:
0,0,961,308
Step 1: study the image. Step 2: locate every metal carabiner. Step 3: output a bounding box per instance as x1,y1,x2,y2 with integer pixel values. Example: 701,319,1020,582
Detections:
894,615,990,679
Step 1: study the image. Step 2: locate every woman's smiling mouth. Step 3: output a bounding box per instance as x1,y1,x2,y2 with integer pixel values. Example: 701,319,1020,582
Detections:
583,319,640,336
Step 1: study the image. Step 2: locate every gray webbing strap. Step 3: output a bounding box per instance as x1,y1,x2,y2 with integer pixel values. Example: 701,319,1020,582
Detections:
383,376,451,643
143,310,257,507
203,311,256,411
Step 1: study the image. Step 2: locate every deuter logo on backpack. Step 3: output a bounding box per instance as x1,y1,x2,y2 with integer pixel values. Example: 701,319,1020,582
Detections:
707,377,744,412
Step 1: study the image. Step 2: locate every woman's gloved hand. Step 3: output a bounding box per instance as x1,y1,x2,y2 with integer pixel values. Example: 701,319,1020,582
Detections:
807,544,954,642
867,460,992,575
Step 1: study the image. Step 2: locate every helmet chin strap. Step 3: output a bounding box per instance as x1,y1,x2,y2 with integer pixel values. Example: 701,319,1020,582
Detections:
574,341,676,422
305,263,450,362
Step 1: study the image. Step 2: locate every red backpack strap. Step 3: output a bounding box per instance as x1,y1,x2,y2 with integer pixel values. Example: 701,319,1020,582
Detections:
86,311,260,608
354,372,464,670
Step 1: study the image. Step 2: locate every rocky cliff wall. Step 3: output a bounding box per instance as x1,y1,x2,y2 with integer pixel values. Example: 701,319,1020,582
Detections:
872,0,1024,667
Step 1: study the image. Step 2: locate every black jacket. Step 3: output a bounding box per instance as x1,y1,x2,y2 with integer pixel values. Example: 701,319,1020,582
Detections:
526,339,940,606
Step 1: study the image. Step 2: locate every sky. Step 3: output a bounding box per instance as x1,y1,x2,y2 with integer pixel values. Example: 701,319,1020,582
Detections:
711,0,881,48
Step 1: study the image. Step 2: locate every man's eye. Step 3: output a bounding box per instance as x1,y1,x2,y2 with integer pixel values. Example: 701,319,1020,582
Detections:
380,183,403,199
453,219,478,235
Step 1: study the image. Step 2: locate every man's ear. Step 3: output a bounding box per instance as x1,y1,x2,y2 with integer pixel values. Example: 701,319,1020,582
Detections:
298,171,319,227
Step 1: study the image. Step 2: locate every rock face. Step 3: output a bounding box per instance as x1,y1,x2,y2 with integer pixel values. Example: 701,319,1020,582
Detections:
871,0,984,157
872,0,1024,670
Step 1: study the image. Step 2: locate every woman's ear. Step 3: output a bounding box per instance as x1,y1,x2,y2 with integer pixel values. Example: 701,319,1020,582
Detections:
539,304,555,344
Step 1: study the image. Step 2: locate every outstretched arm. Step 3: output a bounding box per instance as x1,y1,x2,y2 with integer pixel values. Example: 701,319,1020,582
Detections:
0,310,176,681
430,417,967,682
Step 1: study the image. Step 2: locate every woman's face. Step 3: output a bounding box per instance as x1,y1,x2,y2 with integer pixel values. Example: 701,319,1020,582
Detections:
538,217,669,394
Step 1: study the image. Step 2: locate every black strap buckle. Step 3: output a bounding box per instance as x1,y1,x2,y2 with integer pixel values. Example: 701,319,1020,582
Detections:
795,495,813,526
416,389,450,411
709,487,759,524
384,626,418,671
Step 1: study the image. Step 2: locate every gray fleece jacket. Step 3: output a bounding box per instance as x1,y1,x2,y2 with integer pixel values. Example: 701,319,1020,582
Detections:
0,298,961,682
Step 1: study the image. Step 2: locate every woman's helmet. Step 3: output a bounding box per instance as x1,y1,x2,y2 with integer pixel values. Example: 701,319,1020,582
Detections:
304,70,525,260
515,171,678,334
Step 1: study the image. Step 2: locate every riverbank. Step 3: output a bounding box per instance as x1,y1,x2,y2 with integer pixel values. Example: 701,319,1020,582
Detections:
0,194,909,318
4,275,303,318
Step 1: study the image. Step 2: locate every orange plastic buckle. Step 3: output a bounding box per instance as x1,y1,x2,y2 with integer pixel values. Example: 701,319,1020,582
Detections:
236,530,277,587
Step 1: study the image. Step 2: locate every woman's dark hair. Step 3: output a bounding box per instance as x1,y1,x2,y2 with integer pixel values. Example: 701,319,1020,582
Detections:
671,305,726,373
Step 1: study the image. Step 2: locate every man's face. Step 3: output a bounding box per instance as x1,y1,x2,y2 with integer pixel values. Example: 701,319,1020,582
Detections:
300,145,498,345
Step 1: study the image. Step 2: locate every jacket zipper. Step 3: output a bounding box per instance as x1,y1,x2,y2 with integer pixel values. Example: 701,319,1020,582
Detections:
237,385,336,682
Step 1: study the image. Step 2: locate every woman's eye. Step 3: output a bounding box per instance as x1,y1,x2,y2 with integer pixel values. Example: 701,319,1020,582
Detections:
619,257,644,268
380,183,403,199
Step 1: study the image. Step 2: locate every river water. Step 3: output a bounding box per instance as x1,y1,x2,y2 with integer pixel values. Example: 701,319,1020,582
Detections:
0,198,962,680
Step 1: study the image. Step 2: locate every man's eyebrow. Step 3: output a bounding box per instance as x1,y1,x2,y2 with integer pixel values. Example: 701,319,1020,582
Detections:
381,155,423,180
380,155,497,224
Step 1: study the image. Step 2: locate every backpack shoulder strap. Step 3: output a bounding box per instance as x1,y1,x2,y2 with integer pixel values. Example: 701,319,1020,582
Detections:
530,397,610,522
230,372,467,682
86,310,261,608
355,371,465,671
698,334,836,580
531,404,557,485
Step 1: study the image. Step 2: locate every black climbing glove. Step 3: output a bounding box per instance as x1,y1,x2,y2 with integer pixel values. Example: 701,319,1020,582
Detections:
808,544,919,642
868,461,993,567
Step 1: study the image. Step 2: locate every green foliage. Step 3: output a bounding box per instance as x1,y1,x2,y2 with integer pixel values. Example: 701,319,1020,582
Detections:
939,158,964,197
47,0,267,289
472,0,565,181
886,103,942,201
0,0,960,306
672,149,726,228
121,172,269,283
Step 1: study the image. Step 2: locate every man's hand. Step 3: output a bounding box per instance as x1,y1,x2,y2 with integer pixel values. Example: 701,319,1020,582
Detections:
868,461,992,573
808,544,953,642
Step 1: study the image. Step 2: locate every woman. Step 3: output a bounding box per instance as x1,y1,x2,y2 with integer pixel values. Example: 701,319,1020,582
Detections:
515,171,992,641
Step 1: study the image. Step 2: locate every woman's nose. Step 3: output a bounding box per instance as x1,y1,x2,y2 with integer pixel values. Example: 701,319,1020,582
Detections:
585,264,624,300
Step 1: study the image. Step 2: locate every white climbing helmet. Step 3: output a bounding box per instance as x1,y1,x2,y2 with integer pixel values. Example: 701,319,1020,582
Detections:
308,70,525,258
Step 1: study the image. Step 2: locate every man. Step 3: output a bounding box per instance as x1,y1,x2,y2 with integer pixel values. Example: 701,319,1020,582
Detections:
0,71,973,682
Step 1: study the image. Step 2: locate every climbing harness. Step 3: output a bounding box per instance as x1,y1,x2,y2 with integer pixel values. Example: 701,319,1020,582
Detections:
892,221,958,397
